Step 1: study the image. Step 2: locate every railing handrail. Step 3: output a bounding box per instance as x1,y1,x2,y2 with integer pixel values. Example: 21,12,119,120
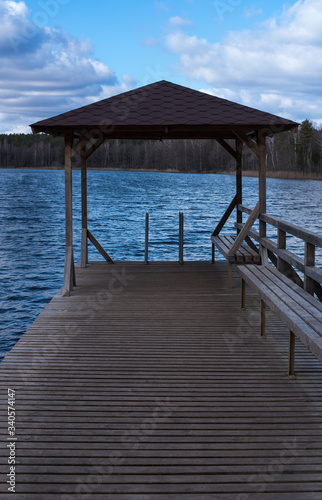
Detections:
235,222,322,285
238,204,322,248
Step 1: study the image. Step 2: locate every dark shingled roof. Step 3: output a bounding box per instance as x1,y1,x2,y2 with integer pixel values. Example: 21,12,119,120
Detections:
30,80,298,139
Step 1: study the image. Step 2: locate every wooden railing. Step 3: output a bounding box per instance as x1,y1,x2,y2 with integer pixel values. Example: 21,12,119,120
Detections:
212,194,238,237
236,204,322,301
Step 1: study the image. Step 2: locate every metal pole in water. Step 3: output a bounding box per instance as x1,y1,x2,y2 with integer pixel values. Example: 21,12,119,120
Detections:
145,211,149,264
179,212,184,265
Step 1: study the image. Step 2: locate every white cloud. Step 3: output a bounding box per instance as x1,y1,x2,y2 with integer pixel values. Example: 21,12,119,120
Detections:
142,36,159,47
169,16,193,27
243,6,263,18
154,1,169,12
164,0,322,124
0,0,134,133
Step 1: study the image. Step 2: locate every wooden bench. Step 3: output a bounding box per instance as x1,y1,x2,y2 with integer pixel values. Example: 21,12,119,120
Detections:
238,264,322,377
211,201,261,287
211,234,260,287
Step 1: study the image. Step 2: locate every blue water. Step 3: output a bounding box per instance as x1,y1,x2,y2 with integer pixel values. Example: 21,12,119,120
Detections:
1,168,322,361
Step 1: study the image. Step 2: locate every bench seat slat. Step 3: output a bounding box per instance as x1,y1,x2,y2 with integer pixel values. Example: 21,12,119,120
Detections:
238,265,322,362
268,266,322,314
249,266,322,336
211,235,260,264
246,265,322,320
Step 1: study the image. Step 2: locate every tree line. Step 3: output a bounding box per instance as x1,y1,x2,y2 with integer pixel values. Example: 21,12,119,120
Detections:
0,120,321,175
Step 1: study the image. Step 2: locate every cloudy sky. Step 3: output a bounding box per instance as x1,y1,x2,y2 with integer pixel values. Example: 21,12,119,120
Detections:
1,0,321,133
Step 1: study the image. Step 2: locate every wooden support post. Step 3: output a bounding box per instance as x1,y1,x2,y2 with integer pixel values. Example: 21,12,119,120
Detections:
288,330,295,378
241,279,246,309
260,300,266,338
258,135,267,240
72,248,76,287
236,138,243,230
228,262,233,289
277,228,287,274
62,133,75,296
179,212,184,265
80,149,88,268
145,211,149,265
304,242,315,296
212,243,215,264
258,135,267,264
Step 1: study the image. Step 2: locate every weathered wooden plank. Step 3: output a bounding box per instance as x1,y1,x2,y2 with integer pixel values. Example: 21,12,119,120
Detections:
260,213,322,247
212,194,238,237
238,265,322,361
1,262,322,498
87,229,114,263
229,202,260,256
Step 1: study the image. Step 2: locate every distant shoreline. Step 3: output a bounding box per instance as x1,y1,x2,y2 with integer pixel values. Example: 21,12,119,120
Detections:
1,165,322,180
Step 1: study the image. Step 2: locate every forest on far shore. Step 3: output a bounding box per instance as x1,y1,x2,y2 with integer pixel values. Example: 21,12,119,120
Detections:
0,120,321,177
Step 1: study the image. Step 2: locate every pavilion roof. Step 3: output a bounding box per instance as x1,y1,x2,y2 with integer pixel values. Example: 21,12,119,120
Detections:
30,80,298,140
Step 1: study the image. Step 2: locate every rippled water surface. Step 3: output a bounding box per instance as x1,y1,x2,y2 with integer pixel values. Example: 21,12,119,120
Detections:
1,168,321,361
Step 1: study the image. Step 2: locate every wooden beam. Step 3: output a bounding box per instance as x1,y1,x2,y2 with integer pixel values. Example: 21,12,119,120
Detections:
61,245,73,297
65,133,73,248
80,149,88,268
71,131,107,159
71,130,100,158
304,242,316,296
260,300,266,337
233,131,261,157
288,330,295,378
212,194,238,237
87,230,114,264
258,135,267,242
236,138,243,227
85,135,107,159
277,228,287,274
228,201,260,256
62,133,75,295
214,137,238,160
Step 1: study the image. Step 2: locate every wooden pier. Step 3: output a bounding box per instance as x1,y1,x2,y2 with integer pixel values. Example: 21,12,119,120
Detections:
1,261,322,499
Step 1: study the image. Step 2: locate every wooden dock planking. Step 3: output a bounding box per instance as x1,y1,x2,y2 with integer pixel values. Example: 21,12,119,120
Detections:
1,261,322,499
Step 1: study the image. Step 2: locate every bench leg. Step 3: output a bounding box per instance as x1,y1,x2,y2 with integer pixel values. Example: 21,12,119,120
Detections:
228,263,233,288
288,330,295,377
260,300,265,338
212,243,215,264
241,279,246,309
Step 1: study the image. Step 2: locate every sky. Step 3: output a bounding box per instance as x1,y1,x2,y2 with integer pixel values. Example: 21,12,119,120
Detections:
1,0,322,134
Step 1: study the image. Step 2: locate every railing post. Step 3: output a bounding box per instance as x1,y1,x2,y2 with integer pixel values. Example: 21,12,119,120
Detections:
179,212,184,265
277,228,286,274
145,211,149,265
304,242,315,296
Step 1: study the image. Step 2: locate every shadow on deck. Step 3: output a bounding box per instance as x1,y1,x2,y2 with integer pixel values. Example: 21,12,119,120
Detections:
1,261,322,499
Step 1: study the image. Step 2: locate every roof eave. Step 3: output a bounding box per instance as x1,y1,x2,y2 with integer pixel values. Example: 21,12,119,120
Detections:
30,122,299,140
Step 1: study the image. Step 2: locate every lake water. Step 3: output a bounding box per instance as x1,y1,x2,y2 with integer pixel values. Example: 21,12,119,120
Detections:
1,168,322,362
